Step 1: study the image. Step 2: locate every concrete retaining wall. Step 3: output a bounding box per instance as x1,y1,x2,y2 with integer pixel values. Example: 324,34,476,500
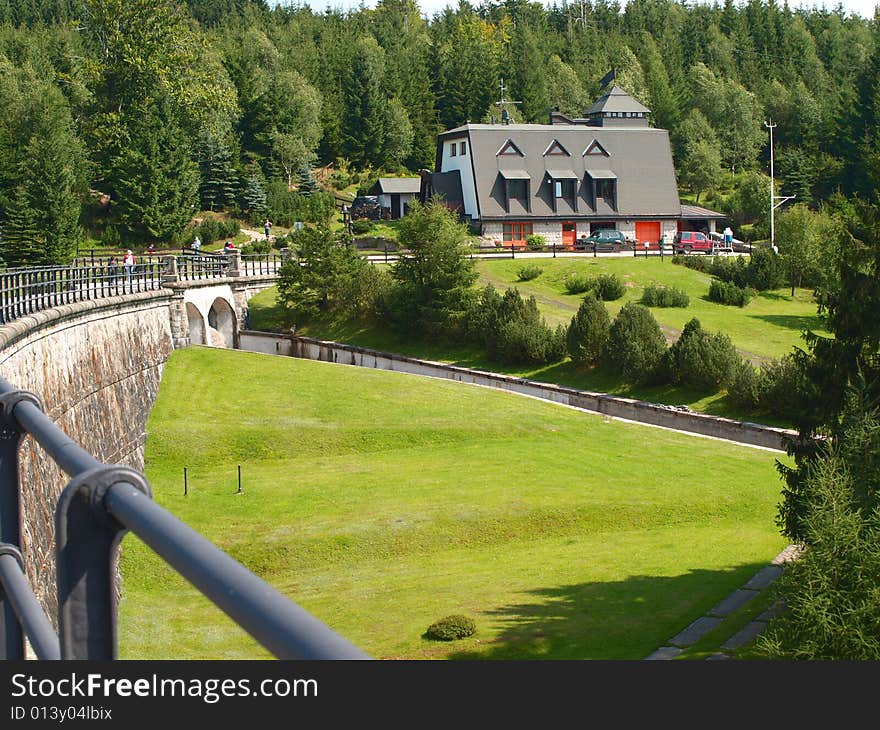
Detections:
0,292,174,617
263,333,794,452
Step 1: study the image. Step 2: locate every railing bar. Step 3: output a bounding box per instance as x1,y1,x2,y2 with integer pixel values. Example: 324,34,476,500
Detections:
0,554,61,660
105,484,370,660
3,396,102,476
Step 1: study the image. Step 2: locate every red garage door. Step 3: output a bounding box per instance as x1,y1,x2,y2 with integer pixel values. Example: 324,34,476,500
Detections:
635,221,661,244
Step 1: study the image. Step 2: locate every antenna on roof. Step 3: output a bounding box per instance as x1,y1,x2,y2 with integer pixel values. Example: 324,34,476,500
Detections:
495,79,521,125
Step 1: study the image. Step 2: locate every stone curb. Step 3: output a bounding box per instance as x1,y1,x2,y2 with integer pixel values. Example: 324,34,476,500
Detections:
645,545,799,660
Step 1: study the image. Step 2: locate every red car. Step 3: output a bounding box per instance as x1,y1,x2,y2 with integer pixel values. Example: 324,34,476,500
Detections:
673,230,712,254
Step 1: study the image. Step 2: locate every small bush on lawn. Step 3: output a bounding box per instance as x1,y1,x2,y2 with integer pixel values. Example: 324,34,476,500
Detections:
593,273,625,301
604,302,667,384
424,615,476,641
746,247,786,290
641,283,689,308
708,279,754,307
671,254,710,272
517,265,543,281
567,292,610,367
666,318,740,390
564,273,594,295
525,233,546,251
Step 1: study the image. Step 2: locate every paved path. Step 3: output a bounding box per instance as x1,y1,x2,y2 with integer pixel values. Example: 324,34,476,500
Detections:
645,544,802,660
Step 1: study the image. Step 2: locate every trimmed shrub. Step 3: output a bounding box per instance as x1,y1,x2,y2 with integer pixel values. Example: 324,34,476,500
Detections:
517,265,543,281
746,247,785,290
641,283,690,308
604,302,668,384
525,233,546,251
240,239,272,254
477,287,566,365
567,292,611,367
727,360,764,411
424,614,476,641
351,220,374,235
760,354,810,422
708,279,754,306
671,254,711,272
667,318,740,390
593,273,625,301
564,273,594,294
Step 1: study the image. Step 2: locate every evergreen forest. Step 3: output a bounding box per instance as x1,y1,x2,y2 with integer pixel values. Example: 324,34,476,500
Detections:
0,0,879,263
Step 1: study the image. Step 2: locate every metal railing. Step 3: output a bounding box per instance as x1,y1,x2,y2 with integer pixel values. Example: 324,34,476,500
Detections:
0,379,369,660
0,262,162,325
176,253,229,281
240,253,282,276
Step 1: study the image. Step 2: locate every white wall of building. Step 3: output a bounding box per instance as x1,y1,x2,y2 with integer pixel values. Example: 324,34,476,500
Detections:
439,135,478,220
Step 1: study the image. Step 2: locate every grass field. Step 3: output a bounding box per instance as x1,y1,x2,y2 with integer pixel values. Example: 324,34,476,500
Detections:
118,347,788,659
246,256,823,425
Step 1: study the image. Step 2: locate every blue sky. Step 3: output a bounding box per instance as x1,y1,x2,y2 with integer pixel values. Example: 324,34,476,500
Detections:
276,0,878,19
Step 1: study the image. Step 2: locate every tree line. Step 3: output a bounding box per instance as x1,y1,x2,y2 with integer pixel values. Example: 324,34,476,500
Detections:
0,0,879,264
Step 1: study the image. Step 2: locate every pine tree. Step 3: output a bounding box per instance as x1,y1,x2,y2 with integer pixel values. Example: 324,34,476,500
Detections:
198,134,238,211
109,101,199,243
239,168,268,218
566,293,610,367
295,163,318,196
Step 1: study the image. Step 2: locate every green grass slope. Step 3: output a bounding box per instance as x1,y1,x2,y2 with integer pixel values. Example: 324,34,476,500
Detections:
118,347,787,659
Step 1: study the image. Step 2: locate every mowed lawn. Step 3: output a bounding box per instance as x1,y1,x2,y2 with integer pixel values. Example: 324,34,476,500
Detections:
247,255,825,424
118,346,788,660
475,256,824,362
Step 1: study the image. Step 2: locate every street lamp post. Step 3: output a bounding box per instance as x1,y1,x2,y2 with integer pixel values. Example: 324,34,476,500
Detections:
764,118,795,253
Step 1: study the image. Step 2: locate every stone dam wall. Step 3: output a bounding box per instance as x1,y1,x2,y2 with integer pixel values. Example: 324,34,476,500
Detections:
0,292,174,617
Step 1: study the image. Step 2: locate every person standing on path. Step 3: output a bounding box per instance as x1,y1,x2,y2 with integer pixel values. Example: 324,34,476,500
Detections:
123,249,136,285
264,219,272,239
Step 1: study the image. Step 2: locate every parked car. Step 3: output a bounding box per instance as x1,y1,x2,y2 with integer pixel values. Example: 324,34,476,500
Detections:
350,195,381,220
575,229,628,252
673,230,711,254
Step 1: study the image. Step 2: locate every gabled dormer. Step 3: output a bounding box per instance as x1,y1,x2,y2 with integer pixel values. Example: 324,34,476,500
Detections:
496,138,525,157
543,139,571,157
584,139,610,157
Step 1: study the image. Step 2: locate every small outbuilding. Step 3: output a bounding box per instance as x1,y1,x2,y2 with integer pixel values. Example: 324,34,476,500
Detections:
368,177,422,219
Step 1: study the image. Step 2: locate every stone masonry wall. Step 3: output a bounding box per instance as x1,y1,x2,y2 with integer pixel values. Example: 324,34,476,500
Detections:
0,291,174,618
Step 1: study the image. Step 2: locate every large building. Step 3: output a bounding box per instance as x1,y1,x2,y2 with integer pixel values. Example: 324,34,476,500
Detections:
426,85,723,248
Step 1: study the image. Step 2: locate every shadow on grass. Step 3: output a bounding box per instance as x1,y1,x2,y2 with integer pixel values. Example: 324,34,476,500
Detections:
748,314,823,333
445,562,770,660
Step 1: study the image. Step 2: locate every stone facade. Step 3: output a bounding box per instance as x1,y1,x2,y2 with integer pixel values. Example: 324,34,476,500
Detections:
0,293,174,618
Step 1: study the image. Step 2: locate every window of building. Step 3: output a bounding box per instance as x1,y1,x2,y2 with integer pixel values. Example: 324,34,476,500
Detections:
497,139,525,156
450,143,457,157
503,222,533,242
460,141,467,155
554,179,575,199
543,140,571,156
507,178,528,202
584,139,610,157
596,178,615,200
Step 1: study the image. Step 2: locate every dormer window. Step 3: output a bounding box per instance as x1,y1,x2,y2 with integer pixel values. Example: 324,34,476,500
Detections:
496,139,525,157
584,139,610,157
543,140,570,157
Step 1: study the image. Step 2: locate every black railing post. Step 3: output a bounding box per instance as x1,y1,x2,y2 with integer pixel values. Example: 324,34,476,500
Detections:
0,389,44,659
55,466,152,660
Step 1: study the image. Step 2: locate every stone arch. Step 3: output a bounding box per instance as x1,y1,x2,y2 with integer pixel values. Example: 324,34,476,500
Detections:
207,297,236,348
186,302,206,346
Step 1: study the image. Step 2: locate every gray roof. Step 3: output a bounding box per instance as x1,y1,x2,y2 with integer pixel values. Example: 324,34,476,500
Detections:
373,177,421,195
585,85,651,116
441,122,680,220
681,204,726,219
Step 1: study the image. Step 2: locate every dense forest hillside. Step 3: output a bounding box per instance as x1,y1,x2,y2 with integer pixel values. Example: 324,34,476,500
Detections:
0,0,878,261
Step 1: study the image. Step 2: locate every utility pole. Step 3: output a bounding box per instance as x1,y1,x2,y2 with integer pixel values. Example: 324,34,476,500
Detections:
764,118,795,253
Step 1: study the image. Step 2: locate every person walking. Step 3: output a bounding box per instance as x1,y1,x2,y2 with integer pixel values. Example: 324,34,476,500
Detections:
191,235,201,254
123,249,136,285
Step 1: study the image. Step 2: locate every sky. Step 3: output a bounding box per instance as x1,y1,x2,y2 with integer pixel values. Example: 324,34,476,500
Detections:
277,0,878,19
